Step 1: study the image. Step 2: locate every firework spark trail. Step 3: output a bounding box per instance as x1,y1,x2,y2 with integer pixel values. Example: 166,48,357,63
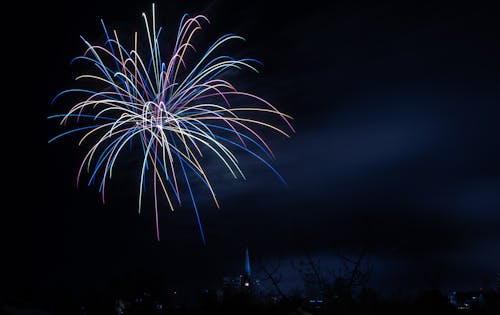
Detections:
49,3,294,244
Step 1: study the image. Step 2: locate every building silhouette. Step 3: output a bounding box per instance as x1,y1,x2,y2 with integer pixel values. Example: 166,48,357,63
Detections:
221,244,261,298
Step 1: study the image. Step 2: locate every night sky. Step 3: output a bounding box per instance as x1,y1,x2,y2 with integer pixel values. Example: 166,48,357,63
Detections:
5,0,500,307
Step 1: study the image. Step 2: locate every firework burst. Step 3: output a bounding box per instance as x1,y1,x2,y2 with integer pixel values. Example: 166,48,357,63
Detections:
49,3,294,243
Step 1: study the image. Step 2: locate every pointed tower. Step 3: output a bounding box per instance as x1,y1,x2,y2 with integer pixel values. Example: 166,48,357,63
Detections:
240,243,252,290
244,245,251,277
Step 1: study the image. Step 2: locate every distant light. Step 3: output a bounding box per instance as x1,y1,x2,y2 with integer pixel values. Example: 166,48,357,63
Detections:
244,282,250,287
